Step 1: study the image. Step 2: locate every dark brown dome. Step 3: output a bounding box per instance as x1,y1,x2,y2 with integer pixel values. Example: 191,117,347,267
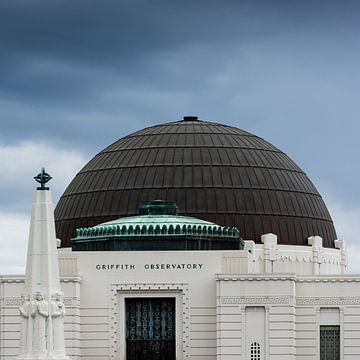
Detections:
55,117,337,247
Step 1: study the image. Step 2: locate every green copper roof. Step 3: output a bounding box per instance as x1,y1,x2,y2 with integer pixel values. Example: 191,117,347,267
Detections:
75,214,240,240
72,200,243,251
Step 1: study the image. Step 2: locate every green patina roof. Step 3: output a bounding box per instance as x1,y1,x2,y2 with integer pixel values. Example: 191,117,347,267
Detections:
72,201,243,251
75,213,240,240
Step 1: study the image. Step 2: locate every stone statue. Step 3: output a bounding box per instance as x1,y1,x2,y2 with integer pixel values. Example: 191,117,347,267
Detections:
18,294,30,355
50,292,66,353
30,292,49,353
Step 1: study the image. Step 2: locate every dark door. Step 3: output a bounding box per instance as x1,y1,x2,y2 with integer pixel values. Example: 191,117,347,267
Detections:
126,297,176,360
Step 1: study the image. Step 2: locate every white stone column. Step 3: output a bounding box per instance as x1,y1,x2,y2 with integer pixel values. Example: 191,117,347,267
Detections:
243,240,255,273
334,239,347,274
261,233,278,273
18,172,69,360
308,236,324,275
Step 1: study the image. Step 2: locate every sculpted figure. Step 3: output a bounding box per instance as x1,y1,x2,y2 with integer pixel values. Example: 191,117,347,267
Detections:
51,292,66,353
19,294,30,354
30,292,49,353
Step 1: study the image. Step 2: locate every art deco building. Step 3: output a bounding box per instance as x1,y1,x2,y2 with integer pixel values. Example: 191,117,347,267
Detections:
1,116,359,360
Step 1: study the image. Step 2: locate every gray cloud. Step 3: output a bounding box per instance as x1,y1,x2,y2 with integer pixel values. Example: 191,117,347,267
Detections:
0,0,359,210
1,0,358,103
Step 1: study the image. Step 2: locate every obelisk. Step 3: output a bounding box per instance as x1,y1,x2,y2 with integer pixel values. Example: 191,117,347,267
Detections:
18,168,69,360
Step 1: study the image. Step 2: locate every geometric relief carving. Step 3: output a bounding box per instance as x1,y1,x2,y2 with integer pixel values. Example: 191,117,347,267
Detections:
109,282,190,359
296,297,360,306
63,298,73,306
221,296,290,305
3,296,75,307
4,297,22,306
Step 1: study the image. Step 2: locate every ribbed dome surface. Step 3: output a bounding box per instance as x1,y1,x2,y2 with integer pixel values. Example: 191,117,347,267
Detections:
55,118,337,247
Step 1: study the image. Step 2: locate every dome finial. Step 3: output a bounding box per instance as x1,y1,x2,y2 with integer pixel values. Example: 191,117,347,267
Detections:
34,167,52,190
183,116,198,121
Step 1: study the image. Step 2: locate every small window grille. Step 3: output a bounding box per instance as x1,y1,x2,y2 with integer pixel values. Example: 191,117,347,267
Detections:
320,325,340,360
250,342,261,360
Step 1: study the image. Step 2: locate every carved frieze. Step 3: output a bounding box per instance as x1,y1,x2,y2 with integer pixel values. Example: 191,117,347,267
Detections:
2,296,76,307
221,296,290,305
296,297,360,305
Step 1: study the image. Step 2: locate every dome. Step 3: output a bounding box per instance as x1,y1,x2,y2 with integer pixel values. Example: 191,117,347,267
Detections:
72,200,242,251
55,116,337,248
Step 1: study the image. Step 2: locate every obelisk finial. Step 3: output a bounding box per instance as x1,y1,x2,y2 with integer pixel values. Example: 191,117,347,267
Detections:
34,167,52,190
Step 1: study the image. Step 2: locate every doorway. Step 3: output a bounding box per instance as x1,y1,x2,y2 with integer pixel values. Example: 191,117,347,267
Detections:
125,297,176,360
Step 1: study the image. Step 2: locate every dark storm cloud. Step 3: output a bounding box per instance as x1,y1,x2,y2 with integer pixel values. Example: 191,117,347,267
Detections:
0,0,285,61
0,0,286,108
1,0,357,107
0,0,359,207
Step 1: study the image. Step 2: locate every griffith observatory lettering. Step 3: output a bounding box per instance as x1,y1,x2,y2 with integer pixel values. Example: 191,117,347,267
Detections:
95,263,204,270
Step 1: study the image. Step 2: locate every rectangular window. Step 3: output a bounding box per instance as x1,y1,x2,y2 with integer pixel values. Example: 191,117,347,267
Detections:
250,341,261,360
320,325,340,360
246,307,265,360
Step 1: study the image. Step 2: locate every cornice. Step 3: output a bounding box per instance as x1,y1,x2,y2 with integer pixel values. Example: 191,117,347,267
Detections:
297,275,360,283
216,273,297,282
0,275,82,283
217,274,360,283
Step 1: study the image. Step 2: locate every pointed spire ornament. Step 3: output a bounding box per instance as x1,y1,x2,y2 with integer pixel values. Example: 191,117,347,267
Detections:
34,167,52,190
18,169,69,360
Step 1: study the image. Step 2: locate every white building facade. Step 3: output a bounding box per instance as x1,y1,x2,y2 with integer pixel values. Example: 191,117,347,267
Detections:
1,234,359,359
1,117,359,359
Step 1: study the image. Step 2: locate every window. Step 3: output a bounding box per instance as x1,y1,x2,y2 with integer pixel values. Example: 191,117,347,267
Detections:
246,307,265,359
320,325,340,360
250,342,261,360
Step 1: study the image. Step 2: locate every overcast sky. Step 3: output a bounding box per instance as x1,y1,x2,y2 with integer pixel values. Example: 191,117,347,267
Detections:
0,0,359,273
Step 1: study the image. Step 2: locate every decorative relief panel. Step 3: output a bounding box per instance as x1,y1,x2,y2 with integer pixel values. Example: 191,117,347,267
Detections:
3,297,22,306
62,297,80,307
221,296,290,305
297,297,360,306
109,282,190,360
2,296,77,307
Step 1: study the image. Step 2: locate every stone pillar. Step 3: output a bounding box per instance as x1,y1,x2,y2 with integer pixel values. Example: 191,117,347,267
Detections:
17,170,69,360
334,239,347,274
243,240,256,273
261,233,278,273
308,236,324,275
